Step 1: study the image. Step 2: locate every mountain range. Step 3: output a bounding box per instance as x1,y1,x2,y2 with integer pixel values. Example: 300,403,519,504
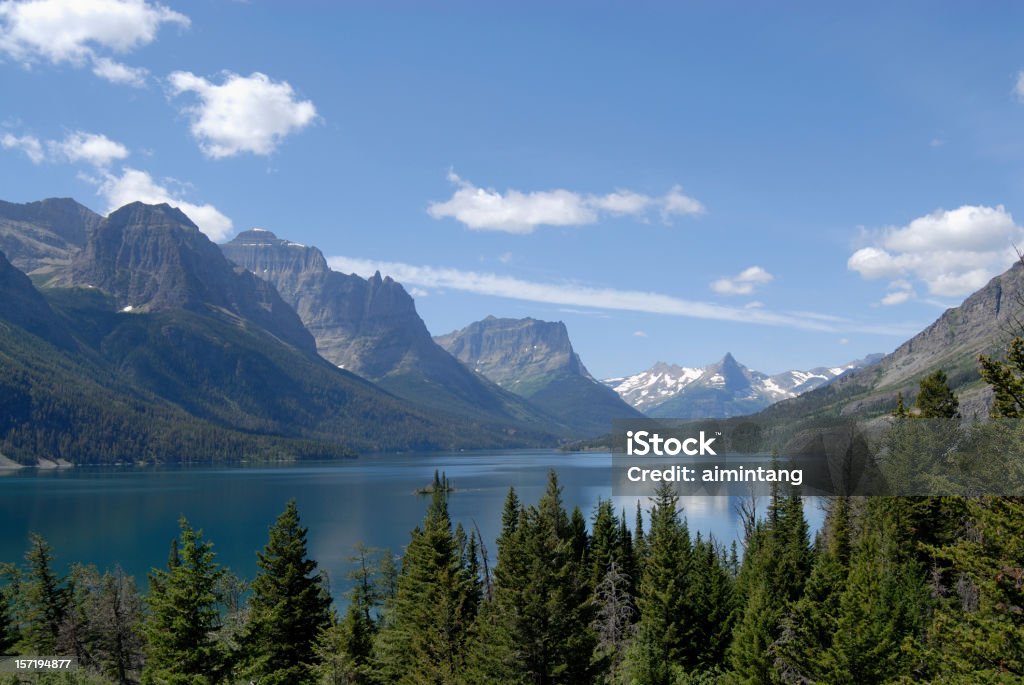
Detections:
219,230,570,438
0,195,1017,464
0,200,571,465
604,353,883,418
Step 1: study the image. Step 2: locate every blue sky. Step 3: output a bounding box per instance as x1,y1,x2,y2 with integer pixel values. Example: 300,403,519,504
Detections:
3,2,1024,378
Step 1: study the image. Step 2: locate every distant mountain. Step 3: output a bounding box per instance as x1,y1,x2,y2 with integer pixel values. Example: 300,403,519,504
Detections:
435,316,643,435
0,197,100,275
1,201,553,464
604,353,883,419
220,229,568,439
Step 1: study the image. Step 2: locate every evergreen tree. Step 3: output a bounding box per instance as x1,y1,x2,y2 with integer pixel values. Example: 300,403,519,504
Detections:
240,500,332,685
688,534,735,668
313,545,384,685
728,493,812,684
921,496,1024,679
18,533,66,655
979,337,1024,417
915,369,960,419
776,496,852,683
821,499,927,684
0,564,17,656
143,518,227,685
624,483,694,684
465,471,596,685
893,391,909,418
373,485,479,683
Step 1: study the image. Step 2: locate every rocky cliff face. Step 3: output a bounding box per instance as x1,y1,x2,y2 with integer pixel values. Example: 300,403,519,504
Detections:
435,316,590,391
64,203,315,353
758,262,1024,424
221,231,569,435
0,197,100,275
435,316,643,434
0,248,72,347
222,229,432,376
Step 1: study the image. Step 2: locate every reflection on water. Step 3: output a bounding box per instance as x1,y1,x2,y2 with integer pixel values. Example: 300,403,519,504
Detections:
0,450,822,599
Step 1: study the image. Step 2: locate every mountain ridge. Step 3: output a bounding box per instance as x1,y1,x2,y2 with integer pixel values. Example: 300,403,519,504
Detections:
604,352,883,418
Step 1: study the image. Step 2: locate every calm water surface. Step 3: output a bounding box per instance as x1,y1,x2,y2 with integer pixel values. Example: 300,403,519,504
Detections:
0,450,822,598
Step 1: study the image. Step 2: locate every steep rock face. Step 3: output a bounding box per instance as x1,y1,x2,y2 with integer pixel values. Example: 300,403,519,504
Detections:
874,263,1024,391
605,353,882,417
435,316,588,391
222,229,429,376
435,316,643,434
757,262,1024,425
221,231,568,435
65,204,315,353
0,198,100,275
0,249,72,347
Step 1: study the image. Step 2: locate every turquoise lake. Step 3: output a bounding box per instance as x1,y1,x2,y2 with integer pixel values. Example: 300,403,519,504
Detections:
0,450,822,598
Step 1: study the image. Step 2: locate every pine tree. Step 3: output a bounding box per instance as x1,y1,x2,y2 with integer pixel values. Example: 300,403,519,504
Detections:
240,500,332,685
921,496,1024,678
728,493,812,684
373,485,479,683
811,498,927,684
0,565,17,656
776,496,852,683
915,369,960,419
18,533,66,655
979,337,1024,417
893,391,909,418
143,517,227,685
465,471,597,685
624,483,694,684
313,545,383,685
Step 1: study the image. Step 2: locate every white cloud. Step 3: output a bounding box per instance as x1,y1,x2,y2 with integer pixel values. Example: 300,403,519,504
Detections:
848,204,1024,297
408,287,429,298
710,266,774,296
744,301,765,309
327,255,915,336
1016,71,1024,100
878,280,916,307
662,185,706,219
426,171,704,234
880,290,913,306
2,129,128,167
50,131,128,166
91,55,146,86
839,338,849,345
91,167,233,241
168,71,318,158
632,330,648,337
1,132,43,162
0,0,188,85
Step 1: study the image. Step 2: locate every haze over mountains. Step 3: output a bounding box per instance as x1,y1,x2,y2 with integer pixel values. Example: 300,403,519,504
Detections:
605,353,883,418
0,196,1017,463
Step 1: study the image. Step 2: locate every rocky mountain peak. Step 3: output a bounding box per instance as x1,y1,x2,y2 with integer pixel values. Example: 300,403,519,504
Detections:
434,316,588,386
0,197,101,275
65,202,315,353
